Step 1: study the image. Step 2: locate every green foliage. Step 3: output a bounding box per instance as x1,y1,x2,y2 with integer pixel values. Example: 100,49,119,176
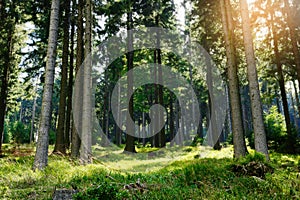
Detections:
9,121,30,144
226,133,233,145
3,121,10,143
237,152,267,164
49,129,56,145
191,136,204,147
264,106,287,149
73,182,126,200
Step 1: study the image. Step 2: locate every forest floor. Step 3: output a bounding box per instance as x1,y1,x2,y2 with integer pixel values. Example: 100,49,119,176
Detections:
0,144,300,199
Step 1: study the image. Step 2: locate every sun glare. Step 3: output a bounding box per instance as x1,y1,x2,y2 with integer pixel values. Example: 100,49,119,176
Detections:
247,0,256,5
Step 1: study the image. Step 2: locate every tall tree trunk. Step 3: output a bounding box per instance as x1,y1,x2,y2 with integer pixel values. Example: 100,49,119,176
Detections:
65,0,76,150
54,0,71,154
240,0,269,160
283,0,300,90
80,0,92,164
71,0,84,158
220,0,246,157
156,18,166,148
152,43,159,147
271,12,293,152
124,4,136,153
33,0,60,170
0,26,12,154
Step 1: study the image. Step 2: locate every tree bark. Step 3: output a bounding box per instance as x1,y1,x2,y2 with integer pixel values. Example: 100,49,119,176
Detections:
156,17,166,148
124,4,136,153
33,0,60,170
0,26,12,154
270,11,293,152
54,0,71,155
80,0,92,164
220,0,246,157
65,0,75,150
240,0,269,160
71,0,84,158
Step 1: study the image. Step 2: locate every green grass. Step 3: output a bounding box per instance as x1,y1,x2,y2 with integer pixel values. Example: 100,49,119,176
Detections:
0,145,300,199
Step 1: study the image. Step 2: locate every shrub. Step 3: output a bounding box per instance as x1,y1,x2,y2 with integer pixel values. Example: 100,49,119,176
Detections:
9,121,30,144
264,106,287,150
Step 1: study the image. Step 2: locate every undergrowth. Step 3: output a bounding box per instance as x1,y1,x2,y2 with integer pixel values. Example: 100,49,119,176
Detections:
0,146,300,199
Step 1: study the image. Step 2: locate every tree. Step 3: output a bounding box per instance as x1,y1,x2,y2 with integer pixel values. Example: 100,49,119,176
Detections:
71,0,84,158
124,0,136,153
220,0,247,158
270,7,293,152
80,0,93,163
65,0,76,150
283,0,300,89
0,0,20,154
33,0,60,170
53,0,71,155
239,0,269,160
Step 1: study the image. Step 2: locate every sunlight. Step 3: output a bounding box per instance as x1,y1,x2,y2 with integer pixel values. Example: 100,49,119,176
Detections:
247,0,256,5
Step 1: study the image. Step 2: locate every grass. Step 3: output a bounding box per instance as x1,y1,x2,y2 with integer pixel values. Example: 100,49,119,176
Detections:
0,144,300,199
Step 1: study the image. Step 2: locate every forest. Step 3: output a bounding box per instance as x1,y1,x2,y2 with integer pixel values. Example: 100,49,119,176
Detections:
1,0,300,199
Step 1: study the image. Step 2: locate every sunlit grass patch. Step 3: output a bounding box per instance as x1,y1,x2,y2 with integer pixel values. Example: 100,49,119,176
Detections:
1,144,300,199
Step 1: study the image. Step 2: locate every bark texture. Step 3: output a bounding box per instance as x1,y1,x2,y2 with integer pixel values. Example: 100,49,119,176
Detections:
33,0,60,170
240,0,269,160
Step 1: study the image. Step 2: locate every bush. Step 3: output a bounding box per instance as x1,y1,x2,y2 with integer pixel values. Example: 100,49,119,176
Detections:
9,121,30,144
264,106,287,150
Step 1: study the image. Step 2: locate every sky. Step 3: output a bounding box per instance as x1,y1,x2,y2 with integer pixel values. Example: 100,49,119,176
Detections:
174,0,186,29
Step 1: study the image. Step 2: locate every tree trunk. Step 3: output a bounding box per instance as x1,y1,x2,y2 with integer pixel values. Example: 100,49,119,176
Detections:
271,12,293,152
65,0,76,150
33,0,60,170
71,0,84,158
283,0,300,90
220,0,246,157
54,0,71,155
240,0,269,160
116,71,122,146
80,0,92,164
124,6,136,153
156,19,166,148
0,25,12,154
